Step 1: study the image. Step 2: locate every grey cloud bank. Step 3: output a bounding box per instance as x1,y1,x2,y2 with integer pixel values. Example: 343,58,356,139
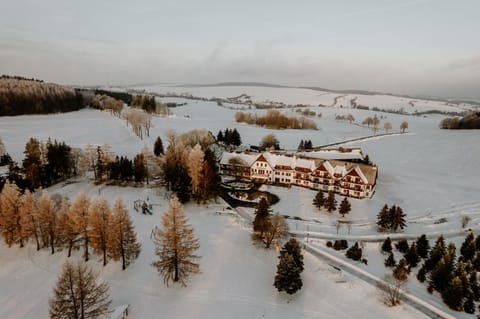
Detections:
0,0,479,99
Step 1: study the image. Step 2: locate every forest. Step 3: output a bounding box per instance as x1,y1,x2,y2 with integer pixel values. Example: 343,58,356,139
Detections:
0,76,85,116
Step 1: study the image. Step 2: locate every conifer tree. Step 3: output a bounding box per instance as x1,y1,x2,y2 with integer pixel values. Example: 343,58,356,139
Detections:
216,130,224,144
253,197,270,237
417,263,427,282
381,237,393,254
49,261,111,319
461,232,476,262
22,137,43,188
280,238,304,272
19,189,40,250
376,204,390,230
58,198,78,257
469,271,480,301
198,148,221,203
404,242,420,268
70,192,91,261
109,197,141,270
0,181,23,247
416,234,430,259
312,189,325,209
463,292,475,314
393,258,409,281
395,239,409,254
441,276,464,311
338,197,351,217
153,136,164,156
428,243,456,292
273,253,303,294
390,205,407,231
425,235,446,271
298,140,305,150
385,252,396,268
89,197,111,266
325,191,337,213
37,190,60,254
152,197,200,286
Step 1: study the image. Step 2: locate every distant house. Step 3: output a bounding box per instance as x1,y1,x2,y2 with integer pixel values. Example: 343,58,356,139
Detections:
219,150,377,199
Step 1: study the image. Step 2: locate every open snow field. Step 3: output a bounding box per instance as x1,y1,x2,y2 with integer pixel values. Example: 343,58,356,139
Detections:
1,84,479,318
138,84,476,114
0,182,427,319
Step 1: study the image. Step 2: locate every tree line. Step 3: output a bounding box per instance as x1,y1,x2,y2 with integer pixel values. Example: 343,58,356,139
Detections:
235,110,318,130
440,112,480,129
0,184,141,269
0,76,85,116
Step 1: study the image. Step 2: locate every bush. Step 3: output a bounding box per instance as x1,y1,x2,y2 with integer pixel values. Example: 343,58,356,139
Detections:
346,242,362,261
333,240,348,250
326,241,333,248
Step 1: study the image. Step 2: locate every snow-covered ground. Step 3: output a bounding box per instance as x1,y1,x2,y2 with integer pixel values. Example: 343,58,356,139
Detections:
1,85,479,318
0,182,427,319
137,84,477,114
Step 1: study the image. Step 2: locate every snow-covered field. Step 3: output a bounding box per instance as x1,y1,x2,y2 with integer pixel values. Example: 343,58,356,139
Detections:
0,182,427,319
137,84,477,114
1,84,479,318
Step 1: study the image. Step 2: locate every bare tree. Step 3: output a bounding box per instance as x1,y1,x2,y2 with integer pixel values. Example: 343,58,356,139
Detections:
372,115,380,135
152,196,200,286
384,122,392,134
377,275,405,306
362,117,373,127
400,121,409,133
49,261,111,319
263,213,288,248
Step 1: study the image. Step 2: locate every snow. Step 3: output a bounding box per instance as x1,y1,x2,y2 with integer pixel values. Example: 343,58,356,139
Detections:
1,84,478,318
0,182,427,319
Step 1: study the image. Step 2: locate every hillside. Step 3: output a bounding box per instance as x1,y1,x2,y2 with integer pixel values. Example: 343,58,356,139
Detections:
0,76,85,116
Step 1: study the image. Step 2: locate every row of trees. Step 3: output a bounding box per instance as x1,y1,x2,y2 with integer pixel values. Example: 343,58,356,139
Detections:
235,110,318,130
312,190,352,217
440,112,480,129
376,204,407,231
216,128,242,148
89,95,123,117
0,184,141,269
297,139,313,150
0,76,85,116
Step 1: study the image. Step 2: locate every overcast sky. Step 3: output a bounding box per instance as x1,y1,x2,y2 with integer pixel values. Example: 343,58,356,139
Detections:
1,0,479,99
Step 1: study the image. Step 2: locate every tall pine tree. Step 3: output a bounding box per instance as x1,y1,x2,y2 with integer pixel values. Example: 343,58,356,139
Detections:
338,197,351,217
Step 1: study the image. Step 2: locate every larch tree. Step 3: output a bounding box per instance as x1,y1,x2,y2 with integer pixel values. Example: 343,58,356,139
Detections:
70,192,91,261
88,197,111,266
49,261,111,319
0,181,23,247
187,144,205,202
152,196,200,287
109,197,141,270
338,197,351,217
58,198,79,258
37,190,60,254
19,189,40,250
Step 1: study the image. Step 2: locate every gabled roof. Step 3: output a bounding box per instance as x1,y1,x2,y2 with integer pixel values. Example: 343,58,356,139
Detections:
220,152,259,167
